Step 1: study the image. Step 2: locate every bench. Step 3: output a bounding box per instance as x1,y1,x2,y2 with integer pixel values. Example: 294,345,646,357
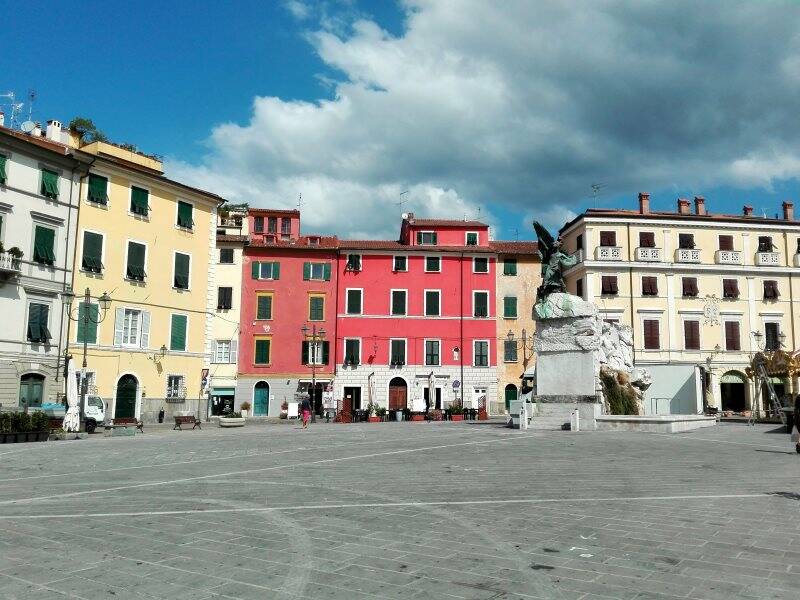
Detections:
173,415,201,430
113,417,144,433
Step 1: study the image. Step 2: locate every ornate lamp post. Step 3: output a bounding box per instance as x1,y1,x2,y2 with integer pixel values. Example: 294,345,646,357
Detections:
62,288,112,430
301,323,326,423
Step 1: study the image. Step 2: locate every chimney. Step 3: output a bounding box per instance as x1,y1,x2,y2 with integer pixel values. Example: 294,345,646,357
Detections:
743,205,753,216
0,111,4,127
638,192,650,214
46,120,62,141
677,198,690,215
32,122,41,137
694,196,706,216
783,201,794,221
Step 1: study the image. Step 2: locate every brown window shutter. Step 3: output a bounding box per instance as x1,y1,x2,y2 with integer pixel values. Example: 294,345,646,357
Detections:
601,276,618,295
725,321,741,351
723,279,739,298
682,277,698,297
684,321,700,350
678,233,694,249
642,276,658,296
643,320,660,349
758,236,773,252
639,232,655,248
718,235,733,251
599,231,616,247
764,280,778,299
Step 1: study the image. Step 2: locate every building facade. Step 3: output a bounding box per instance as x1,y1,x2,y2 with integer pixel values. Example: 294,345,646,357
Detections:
560,193,800,414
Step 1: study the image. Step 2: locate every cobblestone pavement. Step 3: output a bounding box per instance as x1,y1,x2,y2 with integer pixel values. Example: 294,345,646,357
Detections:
0,421,798,599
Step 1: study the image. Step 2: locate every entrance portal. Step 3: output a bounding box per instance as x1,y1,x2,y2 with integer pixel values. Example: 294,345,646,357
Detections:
309,382,324,416
504,384,518,413
720,371,746,412
19,374,45,409
388,377,407,411
343,386,362,413
253,381,269,416
115,375,138,419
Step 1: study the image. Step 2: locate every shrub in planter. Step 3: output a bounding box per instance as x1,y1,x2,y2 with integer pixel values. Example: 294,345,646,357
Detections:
225,411,242,418
449,404,464,421
375,406,387,420
0,412,11,432
30,411,50,432
279,413,288,420
11,411,31,433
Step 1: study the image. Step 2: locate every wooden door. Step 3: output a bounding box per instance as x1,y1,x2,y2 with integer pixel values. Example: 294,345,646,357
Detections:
389,385,407,410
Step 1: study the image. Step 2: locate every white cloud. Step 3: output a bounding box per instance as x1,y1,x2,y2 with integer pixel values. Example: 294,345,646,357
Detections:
170,0,800,239
284,1,310,20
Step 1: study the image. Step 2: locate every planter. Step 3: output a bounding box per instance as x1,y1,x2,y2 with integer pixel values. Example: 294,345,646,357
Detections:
368,416,380,423
450,414,464,421
411,414,426,421
219,417,246,428
0,431,49,443
241,409,249,417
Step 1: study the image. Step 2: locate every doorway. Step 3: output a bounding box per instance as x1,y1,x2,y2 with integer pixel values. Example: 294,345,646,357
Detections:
720,371,746,412
309,382,324,416
19,374,45,409
388,377,407,411
423,386,442,410
343,386,362,413
253,381,269,416
115,375,138,419
504,384,518,413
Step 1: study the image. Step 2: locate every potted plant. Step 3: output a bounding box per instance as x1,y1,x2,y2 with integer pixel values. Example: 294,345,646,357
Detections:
30,411,51,441
219,411,246,428
374,406,387,422
280,400,289,419
449,404,465,421
366,402,380,423
240,401,251,418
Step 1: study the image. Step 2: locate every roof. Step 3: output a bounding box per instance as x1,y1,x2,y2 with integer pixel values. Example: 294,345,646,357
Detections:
0,125,71,156
216,235,249,244
489,241,540,256
339,239,494,253
248,235,338,250
249,208,301,217
407,218,488,228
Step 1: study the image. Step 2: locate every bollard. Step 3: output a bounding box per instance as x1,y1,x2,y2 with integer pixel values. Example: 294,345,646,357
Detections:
570,408,580,432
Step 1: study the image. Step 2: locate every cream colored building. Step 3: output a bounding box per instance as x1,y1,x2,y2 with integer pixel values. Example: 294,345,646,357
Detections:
491,241,540,415
560,193,800,415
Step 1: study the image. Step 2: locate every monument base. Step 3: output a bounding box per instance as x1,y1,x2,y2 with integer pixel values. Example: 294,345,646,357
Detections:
510,395,601,430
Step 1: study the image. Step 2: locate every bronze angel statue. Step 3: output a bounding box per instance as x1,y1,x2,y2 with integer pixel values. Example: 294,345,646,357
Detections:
533,221,577,303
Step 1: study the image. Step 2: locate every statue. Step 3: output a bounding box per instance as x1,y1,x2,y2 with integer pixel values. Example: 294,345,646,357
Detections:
533,221,577,303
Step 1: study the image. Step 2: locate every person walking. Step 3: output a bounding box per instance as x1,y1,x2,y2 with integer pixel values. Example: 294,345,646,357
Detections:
301,395,312,430
792,394,800,454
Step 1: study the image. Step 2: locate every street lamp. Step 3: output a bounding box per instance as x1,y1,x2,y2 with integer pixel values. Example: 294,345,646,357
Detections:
506,328,533,363
301,323,326,423
62,287,112,431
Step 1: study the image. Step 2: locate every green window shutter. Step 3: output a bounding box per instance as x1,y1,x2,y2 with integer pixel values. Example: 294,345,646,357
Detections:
177,201,193,229
322,341,330,364
466,232,478,245
87,174,108,204
251,261,260,279
309,297,324,321
503,296,517,318
170,314,187,351
41,169,59,198
27,303,51,343
81,232,103,272
392,291,405,315
303,262,311,280
432,232,438,245
255,339,270,364
416,232,422,244
347,290,361,314
33,226,56,265
323,263,331,281
126,242,146,280
76,302,99,344
257,295,272,320
475,293,488,317
130,186,149,216
271,262,280,280
301,341,309,365
0,155,7,184
174,253,190,289
503,259,517,276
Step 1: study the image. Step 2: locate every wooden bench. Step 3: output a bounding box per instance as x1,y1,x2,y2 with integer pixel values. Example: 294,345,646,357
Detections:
173,415,201,430
113,417,144,433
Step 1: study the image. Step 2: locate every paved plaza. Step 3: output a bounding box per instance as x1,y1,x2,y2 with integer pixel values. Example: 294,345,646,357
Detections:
0,421,799,599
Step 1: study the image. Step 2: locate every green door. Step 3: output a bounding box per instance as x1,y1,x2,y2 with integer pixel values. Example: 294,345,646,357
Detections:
504,384,518,413
253,382,269,416
115,375,138,419
19,374,45,409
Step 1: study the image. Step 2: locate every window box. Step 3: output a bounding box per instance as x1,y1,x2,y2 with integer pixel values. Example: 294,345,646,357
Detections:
595,246,623,260
715,250,742,265
634,247,661,262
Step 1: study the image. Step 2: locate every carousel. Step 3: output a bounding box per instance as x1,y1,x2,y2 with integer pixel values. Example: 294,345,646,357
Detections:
744,349,799,423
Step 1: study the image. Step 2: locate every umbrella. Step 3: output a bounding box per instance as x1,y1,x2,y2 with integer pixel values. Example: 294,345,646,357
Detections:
63,357,80,433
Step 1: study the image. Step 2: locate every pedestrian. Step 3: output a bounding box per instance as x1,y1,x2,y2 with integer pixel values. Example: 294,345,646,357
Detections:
792,395,800,454
301,395,312,429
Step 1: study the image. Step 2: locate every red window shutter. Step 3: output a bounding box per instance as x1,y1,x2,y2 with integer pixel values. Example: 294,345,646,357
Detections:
718,235,733,251
725,321,741,351
684,321,700,350
643,320,660,349
639,232,655,248
599,231,616,247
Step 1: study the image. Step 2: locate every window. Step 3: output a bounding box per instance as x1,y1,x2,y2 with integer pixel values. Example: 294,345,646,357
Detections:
345,254,362,272
254,337,271,364
473,340,489,367
425,340,440,366
641,276,658,296
346,289,363,315
576,278,584,298
219,248,234,264
718,235,734,251
504,340,518,362
503,296,517,318
424,256,441,272
27,303,51,343
256,293,273,320
130,186,149,216
473,257,489,273
215,340,231,363
473,291,489,317
601,276,618,296
253,216,264,233
302,341,329,365
575,234,583,253
391,290,407,316
81,231,103,273
40,168,59,199
303,262,331,281
393,256,407,272
19,373,45,409
76,302,99,344
725,321,741,351
763,280,779,300
33,225,56,265
251,261,280,280
758,236,774,252
280,218,291,237
684,320,700,350
643,319,660,350
87,174,108,204
466,232,478,246
170,314,188,351
126,241,146,281
425,290,440,316
639,232,655,248
308,295,325,321
682,277,699,298
390,339,406,365
599,231,616,247
217,287,233,310
0,154,6,185
173,253,190,289
267,217,277,233
503,258,517,276
765,322,780,350
344,339,360,365
678,233,695,249
121,309,143,346
167,375,185,399
417,231,437,245
177,201,194,229
723,279,739,299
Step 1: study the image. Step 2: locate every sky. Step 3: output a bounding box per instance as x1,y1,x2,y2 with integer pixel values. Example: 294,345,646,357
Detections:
2,0,800,240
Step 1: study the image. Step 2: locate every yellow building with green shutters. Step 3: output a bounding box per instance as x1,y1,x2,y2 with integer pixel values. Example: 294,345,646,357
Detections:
68,140,223,422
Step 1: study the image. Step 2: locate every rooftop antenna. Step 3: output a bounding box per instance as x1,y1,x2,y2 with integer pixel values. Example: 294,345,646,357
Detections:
396,190,409,212
591,183,605,208
297,193,303,211
0,91,24,128
513,228,519,241
27,89,36,122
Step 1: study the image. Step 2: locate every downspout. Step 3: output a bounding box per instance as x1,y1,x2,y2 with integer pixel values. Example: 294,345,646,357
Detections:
460,251,464,404
332,247,340,377
626,222,635,363
785,230,795,351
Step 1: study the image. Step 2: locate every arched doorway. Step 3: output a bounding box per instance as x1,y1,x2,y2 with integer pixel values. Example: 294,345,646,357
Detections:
504,384,518,413
388,377,407,411
19,374,45,409
253,381,269,416
115,375,138,419
720,371,746,412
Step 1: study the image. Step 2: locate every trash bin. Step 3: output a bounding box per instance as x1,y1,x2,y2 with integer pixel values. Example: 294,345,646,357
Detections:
395,410,403,422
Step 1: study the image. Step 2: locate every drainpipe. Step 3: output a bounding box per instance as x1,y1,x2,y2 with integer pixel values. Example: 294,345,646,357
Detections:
460,251,464,405
332,248,340,379
626,223,636,363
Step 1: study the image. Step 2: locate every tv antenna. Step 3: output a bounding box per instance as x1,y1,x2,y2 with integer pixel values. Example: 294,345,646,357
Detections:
591,183,605,207
396,190,409,211
512,228,519,241
0,91,24,128
297,193,303,211
27,89,36,122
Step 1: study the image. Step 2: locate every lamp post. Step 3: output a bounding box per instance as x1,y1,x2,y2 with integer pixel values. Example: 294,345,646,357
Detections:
301,323,326,423
62,288,112,430
506,328,534,364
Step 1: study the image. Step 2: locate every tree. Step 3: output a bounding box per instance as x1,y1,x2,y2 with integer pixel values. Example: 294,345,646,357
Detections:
68,117,108,143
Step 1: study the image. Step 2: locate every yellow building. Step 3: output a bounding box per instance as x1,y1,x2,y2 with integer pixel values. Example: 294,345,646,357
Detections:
68,140,223,422
491,241,540,415
560,194,800,415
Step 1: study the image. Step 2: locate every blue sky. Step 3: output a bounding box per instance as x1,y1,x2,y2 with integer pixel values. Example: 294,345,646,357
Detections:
3,1,799,240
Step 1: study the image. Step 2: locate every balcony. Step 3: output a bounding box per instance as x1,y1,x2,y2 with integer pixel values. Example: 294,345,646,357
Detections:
571,249,584,264
635,247,662,262
595,246,623,261
0,253,22,275
755,251,780,266
715,250,742,265
675,248,701,263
